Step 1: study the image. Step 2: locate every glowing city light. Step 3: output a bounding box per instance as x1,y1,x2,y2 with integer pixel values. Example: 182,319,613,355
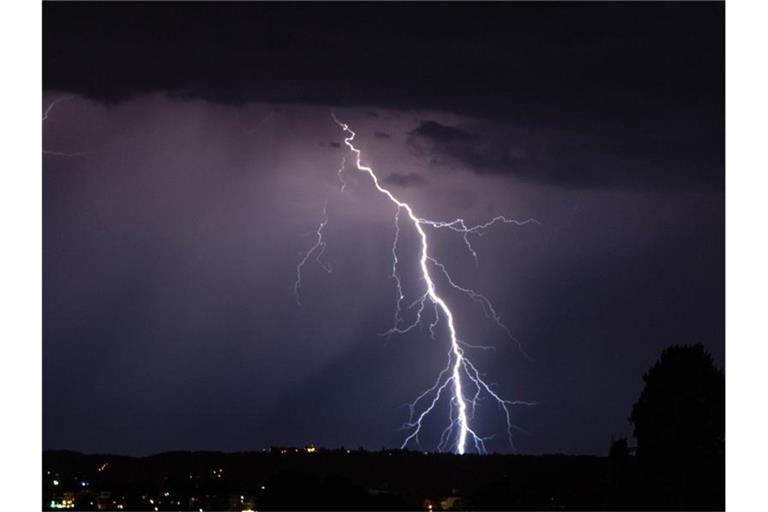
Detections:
49,498,74,510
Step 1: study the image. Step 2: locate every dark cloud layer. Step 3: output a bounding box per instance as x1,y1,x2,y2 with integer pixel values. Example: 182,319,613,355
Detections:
43,2,723,113
382,172,428,189
408,118,723,190
412,122,472,143
43,2,723,190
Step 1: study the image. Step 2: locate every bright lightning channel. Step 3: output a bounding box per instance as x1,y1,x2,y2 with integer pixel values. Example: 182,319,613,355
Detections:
296,115,537,454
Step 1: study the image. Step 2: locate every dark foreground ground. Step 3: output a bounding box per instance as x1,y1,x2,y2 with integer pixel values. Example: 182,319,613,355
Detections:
43,448,721,511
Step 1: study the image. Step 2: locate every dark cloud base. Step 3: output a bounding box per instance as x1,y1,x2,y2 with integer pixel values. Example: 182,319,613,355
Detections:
407,118,723,190
44,2,723,191
44,2,722,117
382,172,427,189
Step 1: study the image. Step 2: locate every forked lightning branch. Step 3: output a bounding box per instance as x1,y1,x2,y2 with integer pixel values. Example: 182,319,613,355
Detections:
295,115,538,454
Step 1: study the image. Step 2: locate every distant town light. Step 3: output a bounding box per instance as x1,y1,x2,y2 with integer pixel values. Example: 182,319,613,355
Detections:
49,498,74,509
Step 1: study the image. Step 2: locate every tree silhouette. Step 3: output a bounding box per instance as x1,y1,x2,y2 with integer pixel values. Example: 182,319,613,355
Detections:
630,344,724,509
608,435,634,505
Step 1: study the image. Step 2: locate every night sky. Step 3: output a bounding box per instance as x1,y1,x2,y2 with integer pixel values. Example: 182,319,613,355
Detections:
43,2,724,456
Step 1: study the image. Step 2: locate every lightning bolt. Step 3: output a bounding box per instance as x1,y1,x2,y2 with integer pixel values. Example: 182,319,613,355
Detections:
42,96,90,158
293,157,348,305
297,114,537,454
293,200,332,306
42,96,73,122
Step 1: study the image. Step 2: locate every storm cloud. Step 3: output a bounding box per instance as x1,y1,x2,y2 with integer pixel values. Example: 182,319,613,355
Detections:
43,2,723,191
408,118,723,190
382,172,427,188
42,2,723,457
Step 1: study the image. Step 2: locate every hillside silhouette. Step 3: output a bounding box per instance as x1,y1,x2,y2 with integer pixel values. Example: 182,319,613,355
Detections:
43,344,724,510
